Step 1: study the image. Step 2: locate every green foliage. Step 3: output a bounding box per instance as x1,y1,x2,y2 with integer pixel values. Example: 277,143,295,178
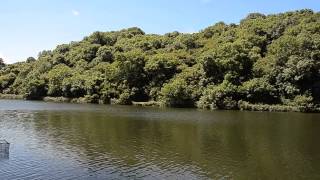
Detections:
197,80,239,110
0,73,16,93
47,64,73,96
292,95,313,106
1,9,320,112
240,78,278,104
25,78,47,99
95,46,114,63
116,91,132,105
160,78,194,107
26,57,36,63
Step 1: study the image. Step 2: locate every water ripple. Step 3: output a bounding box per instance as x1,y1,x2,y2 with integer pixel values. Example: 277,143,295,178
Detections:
1,100,320,179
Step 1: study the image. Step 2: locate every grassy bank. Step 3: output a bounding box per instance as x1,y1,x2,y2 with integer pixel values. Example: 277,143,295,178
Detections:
0,94,24,100
238,101,320,113
132,101,160,107
1,94,319,113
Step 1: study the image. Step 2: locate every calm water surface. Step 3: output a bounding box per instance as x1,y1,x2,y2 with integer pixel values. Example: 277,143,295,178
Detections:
0,100,320,179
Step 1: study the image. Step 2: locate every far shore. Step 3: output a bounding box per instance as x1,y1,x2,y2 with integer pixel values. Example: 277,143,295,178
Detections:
1,93,319,113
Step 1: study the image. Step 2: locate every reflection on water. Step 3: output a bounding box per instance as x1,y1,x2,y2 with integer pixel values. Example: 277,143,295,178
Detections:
0,100,320,179
0,138,10,161
0,152,9,160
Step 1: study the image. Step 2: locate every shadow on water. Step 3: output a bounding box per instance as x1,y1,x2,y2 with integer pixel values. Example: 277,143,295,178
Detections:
0,152,9,160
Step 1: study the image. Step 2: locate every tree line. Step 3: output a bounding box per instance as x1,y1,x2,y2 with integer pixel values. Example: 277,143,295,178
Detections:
1,9,320,112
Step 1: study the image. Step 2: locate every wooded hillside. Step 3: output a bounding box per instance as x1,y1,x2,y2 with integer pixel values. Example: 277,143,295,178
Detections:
1,9,319,111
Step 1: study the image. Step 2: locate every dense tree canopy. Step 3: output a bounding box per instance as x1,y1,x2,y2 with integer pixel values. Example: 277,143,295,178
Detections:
1,9,320,111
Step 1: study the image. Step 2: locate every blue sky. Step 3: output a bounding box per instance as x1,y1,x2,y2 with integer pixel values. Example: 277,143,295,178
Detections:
0,0,319,63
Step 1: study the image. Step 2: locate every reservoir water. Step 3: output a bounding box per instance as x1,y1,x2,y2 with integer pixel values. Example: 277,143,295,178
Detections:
0,100,320,179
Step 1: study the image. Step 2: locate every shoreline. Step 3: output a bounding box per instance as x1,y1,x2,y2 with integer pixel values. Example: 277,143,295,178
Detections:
0,94,319,113
0,94,25,100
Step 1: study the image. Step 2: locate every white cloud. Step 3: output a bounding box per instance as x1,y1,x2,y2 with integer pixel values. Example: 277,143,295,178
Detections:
72,10,80,16
0,52,7,62
0,52,15,64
